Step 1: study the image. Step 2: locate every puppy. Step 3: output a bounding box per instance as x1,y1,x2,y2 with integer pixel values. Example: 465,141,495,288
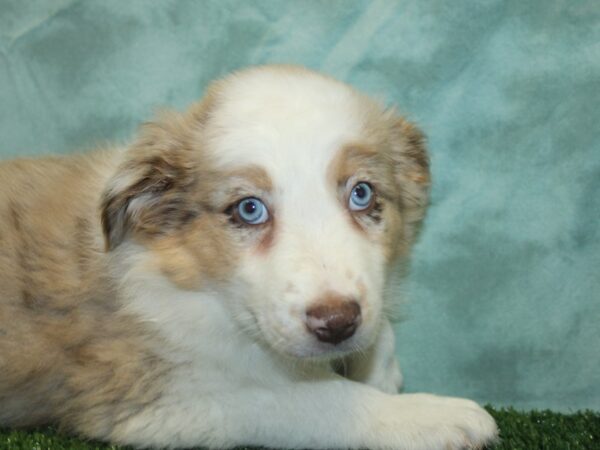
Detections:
0,65,498,449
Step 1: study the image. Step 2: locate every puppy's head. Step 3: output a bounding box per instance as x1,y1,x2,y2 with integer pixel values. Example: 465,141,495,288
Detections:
102,66,429,359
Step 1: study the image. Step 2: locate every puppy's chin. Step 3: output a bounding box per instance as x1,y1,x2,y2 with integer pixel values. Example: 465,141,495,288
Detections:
284,341,361,361
260,325,375,362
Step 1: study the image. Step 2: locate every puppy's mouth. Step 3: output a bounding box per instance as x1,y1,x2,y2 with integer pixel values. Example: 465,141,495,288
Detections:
279,337,363,361
259,318,369,361
302,335,364,359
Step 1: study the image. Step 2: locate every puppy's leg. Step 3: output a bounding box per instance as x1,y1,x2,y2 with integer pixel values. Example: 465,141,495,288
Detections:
343,318,403,394
110,378,498,450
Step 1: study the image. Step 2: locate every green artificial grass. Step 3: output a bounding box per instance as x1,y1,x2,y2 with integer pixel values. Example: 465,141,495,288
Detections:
0,407,598,450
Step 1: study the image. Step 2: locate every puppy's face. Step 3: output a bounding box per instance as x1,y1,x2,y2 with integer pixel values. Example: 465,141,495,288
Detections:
102,66,429,360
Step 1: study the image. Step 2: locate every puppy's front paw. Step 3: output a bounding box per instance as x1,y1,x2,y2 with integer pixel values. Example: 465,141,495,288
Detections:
373,394,498,450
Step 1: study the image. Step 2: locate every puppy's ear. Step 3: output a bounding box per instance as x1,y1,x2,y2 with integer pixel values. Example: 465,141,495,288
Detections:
387,115,431,244
101,114,200,251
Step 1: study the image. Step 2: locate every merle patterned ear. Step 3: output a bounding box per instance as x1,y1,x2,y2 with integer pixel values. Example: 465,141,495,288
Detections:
101,157,172,250
388,117,431,244
100,117,200,251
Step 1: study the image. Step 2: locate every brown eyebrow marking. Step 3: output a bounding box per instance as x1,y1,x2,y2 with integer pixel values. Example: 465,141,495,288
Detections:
211,164,275,213
328,144,378,184
327,143,396,201
221,165,273,193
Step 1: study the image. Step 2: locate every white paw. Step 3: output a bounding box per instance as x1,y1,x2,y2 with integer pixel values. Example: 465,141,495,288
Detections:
373,394,499,450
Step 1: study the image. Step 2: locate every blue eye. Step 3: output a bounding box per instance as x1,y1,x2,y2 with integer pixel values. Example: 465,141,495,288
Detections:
236,197,269,225
348,182,374,211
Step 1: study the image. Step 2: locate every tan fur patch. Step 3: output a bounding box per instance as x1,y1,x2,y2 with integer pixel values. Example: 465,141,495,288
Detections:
144,213,237,290
0,154,169,436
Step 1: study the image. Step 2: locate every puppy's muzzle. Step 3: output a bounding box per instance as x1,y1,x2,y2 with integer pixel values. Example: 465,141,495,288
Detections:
305,296,361,345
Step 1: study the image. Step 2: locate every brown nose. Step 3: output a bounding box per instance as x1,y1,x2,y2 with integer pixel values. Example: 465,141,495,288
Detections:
305,296,361,345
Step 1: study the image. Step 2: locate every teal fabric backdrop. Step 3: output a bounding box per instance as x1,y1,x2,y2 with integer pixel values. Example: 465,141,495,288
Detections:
1,0,598,412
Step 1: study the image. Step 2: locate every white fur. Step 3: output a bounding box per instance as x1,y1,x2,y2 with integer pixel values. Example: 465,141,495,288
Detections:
111,67,498,449
203,69,387,358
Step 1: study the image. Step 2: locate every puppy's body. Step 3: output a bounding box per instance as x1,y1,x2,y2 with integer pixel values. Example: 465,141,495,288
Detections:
0,66,497,449
0,152,167,434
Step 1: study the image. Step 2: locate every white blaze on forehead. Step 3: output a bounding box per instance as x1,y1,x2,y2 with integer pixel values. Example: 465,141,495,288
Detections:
204,67,372,185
